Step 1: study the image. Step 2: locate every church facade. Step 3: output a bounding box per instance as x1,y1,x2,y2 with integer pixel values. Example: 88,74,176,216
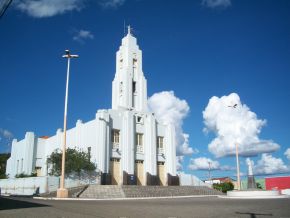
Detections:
6,29,177,186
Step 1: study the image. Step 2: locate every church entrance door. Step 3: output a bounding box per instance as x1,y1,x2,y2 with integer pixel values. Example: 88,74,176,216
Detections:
135,160,144,185
110,158,121,185
157,162,166,186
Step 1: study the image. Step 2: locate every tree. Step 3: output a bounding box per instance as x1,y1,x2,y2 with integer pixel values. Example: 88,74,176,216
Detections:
47,148,96,179
256,182,263,189
0,153,10,179
213,182,234,193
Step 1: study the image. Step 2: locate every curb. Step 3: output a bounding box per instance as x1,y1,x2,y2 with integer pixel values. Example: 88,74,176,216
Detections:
218,195,290,199
34,195,221,201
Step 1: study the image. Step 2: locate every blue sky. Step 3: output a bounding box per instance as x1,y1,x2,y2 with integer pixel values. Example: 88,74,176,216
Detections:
0,0,290,180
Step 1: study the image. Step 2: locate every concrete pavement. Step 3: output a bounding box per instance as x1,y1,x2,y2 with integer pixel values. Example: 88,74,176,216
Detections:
0,196,289,218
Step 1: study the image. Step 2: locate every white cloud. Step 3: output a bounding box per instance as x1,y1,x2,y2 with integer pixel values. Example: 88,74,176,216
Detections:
73,30,94,43
176,156,184,171
188,157,220,171
99,0,125,9
284,148,290,160
253,154,290,175
15,0,84,18
220,165,235,171
202,0,231,8
0,128,13,152
0,128,13,139
203,93,280,157
148,91,196,156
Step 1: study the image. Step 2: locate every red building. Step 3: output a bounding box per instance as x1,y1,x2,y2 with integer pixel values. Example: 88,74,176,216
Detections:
265,176,290,190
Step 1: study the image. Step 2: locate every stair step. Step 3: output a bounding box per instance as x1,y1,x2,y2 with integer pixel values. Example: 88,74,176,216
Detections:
79,185,224,199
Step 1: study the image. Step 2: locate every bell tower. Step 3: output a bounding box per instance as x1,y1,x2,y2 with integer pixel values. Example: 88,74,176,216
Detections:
112,26,148,112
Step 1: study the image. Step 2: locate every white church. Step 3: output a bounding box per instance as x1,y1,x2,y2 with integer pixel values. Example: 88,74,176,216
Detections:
6,28,178,186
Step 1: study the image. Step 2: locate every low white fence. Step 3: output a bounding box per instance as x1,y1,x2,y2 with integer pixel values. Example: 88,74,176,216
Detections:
0,176,93,196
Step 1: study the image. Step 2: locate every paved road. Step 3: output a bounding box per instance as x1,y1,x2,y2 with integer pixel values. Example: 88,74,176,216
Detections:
0,196,289,218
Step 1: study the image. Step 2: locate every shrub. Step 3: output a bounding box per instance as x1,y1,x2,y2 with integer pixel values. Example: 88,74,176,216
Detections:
15,172,37,178
213,182,234,193
0,174,8,179
256,182,263,189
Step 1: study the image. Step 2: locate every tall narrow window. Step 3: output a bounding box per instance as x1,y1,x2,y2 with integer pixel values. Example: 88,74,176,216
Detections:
133,58,137,77
112,129,120,149
133,58,137,69
157,136,164,149
157,136,164,153
119,82,123,95
133,81,136,93
136,133,143,153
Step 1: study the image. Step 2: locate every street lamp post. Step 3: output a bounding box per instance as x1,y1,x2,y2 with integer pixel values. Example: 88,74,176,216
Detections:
228,103,241,191
57,50,79,198
208,161,212,185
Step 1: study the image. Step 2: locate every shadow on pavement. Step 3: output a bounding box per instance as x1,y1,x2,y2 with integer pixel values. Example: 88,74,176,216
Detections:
236,211,273,218
0,197,50,211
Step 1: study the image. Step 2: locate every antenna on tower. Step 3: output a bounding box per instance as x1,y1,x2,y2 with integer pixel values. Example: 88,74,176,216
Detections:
123,20,126,36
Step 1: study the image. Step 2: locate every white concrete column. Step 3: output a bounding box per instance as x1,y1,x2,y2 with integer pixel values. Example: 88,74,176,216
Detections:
144,114,157,176
6,139,17,177
96,110,109,173
165,124,176,176
24,132,36,175
121,111,134,175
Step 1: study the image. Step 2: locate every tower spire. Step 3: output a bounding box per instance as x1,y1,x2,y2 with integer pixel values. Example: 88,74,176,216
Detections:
112,27,148,112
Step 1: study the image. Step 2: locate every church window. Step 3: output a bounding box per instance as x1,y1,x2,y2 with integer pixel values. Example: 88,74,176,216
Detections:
157,137,164,149
133,58,137,68
119,82,123,95
112,129,120,149
136,133,143,146
157,136,164,153
136,133,143,153
133,58,137,76
133,81,136,93
136,116,143,124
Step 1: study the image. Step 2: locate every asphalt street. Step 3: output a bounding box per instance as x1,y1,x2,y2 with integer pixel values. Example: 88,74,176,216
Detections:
0,196,289,218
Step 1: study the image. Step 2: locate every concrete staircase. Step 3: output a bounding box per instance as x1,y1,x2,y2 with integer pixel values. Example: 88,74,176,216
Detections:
79,185,223,199
80,185,125,199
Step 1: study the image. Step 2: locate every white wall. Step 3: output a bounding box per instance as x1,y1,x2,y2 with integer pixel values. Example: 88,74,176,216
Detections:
0,176,91,196
179,173,211,187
